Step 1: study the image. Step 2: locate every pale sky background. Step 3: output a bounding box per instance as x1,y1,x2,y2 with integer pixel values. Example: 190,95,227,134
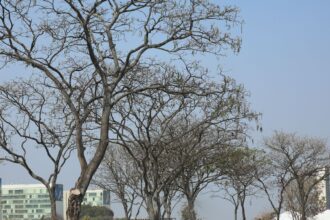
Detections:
1,1,330,220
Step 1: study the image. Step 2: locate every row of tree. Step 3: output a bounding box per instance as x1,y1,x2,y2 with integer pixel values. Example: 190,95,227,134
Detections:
0,0,243,219
93,131,330,220
0,1,328,220
91,73,257,220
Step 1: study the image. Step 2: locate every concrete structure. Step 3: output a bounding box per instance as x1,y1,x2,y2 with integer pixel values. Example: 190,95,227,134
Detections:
63,189,110,220
0,184,63,220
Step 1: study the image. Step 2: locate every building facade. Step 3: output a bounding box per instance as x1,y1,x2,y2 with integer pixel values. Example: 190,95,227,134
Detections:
0,184,63,220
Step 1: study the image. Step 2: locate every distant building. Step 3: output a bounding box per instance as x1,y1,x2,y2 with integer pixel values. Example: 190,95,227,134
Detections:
0,184,63,220
63,189,110,220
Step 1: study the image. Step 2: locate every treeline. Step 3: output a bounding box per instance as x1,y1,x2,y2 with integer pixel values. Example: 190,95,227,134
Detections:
93,131,329,220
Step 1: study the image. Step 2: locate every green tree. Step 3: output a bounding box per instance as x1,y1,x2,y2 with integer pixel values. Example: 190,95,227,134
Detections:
80,205,114,220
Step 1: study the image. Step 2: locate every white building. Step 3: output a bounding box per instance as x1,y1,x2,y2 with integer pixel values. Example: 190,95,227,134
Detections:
0,183,63,220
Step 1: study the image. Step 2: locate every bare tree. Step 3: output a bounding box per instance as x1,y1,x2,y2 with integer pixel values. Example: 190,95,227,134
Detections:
0,1,242,219
256,150,294,220
284,176,326,219
217,147,266,220
173,120,254,220
263,131,330,220
0,78,74,220
109,85,198,220
93,146,142,220
109,73,257,220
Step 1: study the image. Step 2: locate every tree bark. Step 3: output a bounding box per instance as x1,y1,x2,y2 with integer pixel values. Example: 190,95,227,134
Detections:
187,198,197,220
146,196,161,220
240,195,247,220
163,201,172,219
49,193,57,220
240,200,246,220
67,189,84,220
234,202,239,220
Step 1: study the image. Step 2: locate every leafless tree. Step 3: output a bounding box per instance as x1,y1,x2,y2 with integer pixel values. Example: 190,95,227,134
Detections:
108,85,198,220
263,131,330,220
284,176,326,219
256,150,293,220
217,147,266,220
0,0,242,219
173,120,254,220
93,146,142,220
0,78,74,220
109,73,257,220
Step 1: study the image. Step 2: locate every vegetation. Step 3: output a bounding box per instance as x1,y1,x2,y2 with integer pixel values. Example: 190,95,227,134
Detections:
0,0,242,219
257,131,330,220
80,205,114,220
0,1,328,220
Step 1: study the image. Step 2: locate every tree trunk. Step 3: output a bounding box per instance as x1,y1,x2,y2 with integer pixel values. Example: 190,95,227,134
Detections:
146,196,161,220
234,202,239,220
163,201,172,219
301,202,307,220
49,193,57,220
46,186,57,220
187,198,197,220
121,200,130,220
240,200,246,220
66,189,84,220
297,181,307,220
239,192,246,220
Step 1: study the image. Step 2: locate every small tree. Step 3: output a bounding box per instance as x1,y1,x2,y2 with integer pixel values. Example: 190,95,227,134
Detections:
0,78,74,220
263,131,330,220
284,175,326,218
109,73,257,220
93,146,142,220
217,147,266,220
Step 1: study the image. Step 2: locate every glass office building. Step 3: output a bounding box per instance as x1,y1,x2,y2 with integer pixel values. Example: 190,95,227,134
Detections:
0,184,63,220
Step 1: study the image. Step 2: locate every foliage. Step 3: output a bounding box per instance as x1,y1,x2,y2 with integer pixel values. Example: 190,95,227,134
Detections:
79,205,113,220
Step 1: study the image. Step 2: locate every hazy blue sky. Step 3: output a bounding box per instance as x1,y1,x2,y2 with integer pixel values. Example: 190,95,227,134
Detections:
196,1,330,219
1,1,330,220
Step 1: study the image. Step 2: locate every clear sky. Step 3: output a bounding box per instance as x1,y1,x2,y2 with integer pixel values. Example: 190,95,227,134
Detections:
1,1,330,220
197,1,330,219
